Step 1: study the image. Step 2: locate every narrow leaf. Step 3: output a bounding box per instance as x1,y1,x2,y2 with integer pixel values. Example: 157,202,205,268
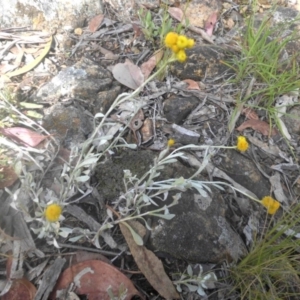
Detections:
6,36,52,78
120,220,179,299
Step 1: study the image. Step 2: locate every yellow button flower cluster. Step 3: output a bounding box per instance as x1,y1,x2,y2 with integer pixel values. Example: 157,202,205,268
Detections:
261,196,280,215
164,32,195,63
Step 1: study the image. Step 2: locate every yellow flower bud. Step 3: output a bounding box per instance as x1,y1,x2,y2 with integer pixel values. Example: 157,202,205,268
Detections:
167,138,175,147
176,35,189,49
236,136,249,152
45,204,62,222
171,44,180,53
165,32,178,48
186,38,195,48
176,50,187,63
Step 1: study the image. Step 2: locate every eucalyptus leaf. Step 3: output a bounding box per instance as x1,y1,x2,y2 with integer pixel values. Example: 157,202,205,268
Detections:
19,102,43,109
25,110,43,119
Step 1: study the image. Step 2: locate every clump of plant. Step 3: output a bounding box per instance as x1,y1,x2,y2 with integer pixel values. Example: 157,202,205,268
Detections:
0,26,196,246
138,0,189,46
227,5,300,134
173,264,217,297
138,6,173,45
138,1,191,80
228,203,300,299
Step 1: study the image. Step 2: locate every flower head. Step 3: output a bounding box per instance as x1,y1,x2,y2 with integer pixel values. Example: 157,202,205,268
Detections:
165,32,178,48
186,38,195,48
44,204,62,222
167,138,175,147
236,136,249,152
177,35,189,49
261,196,280,215
164,32,195,63
176,50,187,63
171,44,180,53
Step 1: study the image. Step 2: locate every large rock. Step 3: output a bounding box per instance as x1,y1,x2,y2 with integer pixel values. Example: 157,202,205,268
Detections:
42,103,92,148
33,57,113,104
95,149,247,263
0,0,102,30
149,188,247,263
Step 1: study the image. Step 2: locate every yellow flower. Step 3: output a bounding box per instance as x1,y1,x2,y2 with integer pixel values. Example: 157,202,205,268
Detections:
167,138,175,147
176,50,187,63
236,136,249,152
186,38,195,48
261,196,280,215
171,44,180,53
176,35,189,49
45,204,62,222
165,32,178,48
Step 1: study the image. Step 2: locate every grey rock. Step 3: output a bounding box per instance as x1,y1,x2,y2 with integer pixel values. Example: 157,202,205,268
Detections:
150,188,247,263
42,103,92,148
34,57,112,104
0,0,102,31
219,150,270,199
94,84,121,114
163,95,200,124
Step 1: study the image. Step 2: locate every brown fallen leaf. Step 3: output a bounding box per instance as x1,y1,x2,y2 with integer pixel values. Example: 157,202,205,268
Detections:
132,23,143,38
168,7,186,24
236,119,278,136
89,14,104,32
140,49,164,80
0,127,49,147
112,59,144,90
242,107,259,120
130,109,144,133
140,118,154,144
120,220,180,300
51,260,142,300
204,12,218,36
1,278,36,300
0,165,19,188
183,79,200,90
98,46,119,60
